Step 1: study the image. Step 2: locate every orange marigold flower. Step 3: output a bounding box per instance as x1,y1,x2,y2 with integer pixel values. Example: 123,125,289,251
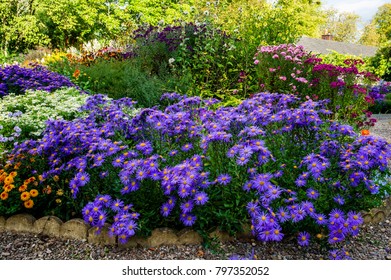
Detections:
4,176,14,185
30,189,38,197
21,191,31,201
19,184,28,192
9,171,17,177
0,191,8,200
4,184,14,192
361,129,370,136
24,199,34,209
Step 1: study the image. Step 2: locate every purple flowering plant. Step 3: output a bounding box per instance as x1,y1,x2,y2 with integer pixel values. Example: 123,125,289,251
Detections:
3,91,391,250
254,44,383,128
0,64,78,97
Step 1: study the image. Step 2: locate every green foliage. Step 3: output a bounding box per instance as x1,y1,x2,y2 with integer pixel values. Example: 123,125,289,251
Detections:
53,59,169,108
0,0,50,55
372,3,391,45
359,3,391,47
367,43,391,81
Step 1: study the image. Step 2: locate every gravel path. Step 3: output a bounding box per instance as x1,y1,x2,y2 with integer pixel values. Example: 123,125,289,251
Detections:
1,115,391,260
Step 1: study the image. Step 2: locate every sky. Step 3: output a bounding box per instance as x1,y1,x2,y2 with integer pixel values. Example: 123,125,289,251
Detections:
321,0,390,24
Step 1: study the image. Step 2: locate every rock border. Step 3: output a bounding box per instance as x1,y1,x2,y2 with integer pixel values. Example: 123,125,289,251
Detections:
0,197,390,247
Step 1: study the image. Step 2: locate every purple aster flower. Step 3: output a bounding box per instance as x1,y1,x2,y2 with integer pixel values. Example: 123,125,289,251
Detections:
169,150,178,157
216,174,231,185
277,207,289,222
314,213,328,225
181,143,193,152
111,199,124,212
160,203,172,217
347,211,363,225
135,168,148,180
180,200,194,213
125,220,137,237
270,226,284,241
246,201,260,218
333,195,345,205
297,231,310,246
306,188,319,199
329,209,345,223
95,195,111,207
194,192,209,205
135,141,153,155
181,214,197,226
75,171,90,186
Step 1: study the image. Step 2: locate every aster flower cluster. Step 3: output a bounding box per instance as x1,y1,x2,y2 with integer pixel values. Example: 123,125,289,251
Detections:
82,194,139,243
0,64,78,97
5,92,391,250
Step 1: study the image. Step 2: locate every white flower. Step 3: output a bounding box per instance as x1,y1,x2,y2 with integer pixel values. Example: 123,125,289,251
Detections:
168,58,175,64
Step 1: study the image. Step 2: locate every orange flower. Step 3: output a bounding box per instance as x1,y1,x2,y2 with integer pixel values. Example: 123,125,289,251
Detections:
43,186,52,195
4,184,14,192
4,176,14,185
24,199,34,209
72,69,81,79
361,129,370,136
0,191,8,200
29,189,38,197
9,171,17,177
20,191,31,201
19,184,28,192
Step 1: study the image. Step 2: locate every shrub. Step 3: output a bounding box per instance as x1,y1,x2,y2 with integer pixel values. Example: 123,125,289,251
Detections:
0,64,77,97
0,87,88,153
254,44,383,128
3,93,390,249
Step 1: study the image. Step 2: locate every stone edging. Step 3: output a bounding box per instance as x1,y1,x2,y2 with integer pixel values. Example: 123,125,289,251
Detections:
0,198,390,248
0,214,239,247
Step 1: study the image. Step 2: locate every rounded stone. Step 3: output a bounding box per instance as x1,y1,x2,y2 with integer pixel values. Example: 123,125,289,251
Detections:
362,213,372,224
372,211,386,224
33,216,63,237
177,228,203,245
148,228,179,247
60,218,89,240
88,224,116,245
209,228,234,242
5,213,36,233
0,216,5,232
118,236,149,248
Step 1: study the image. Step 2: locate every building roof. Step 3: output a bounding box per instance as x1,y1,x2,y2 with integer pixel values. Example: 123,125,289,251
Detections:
296,36,378,57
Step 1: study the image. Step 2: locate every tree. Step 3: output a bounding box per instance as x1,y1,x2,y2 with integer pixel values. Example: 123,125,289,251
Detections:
0,0,49,55
319,8,360,43
359,22,380,46
372,3,391,44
